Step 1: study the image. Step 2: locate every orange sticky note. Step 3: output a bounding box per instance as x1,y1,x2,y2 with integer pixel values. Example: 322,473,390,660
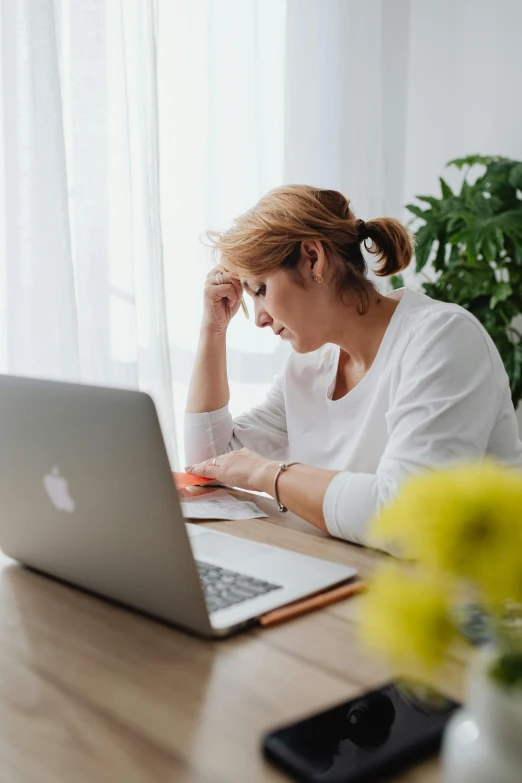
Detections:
173,472,215,489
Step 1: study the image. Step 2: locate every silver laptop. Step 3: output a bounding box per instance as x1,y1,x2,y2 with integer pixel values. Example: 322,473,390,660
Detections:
0,375,357,637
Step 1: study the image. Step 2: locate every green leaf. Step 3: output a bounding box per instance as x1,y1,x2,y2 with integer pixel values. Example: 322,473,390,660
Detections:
414,224,436,273
492,209,522,236
446,213,467,233
491,281,512,305
466,242,477,264
447,154,498,170
416,196,440,208
405,204,430,221
434,236,447,271
439,177,453,199
449,229,469,246
509,163,522,190
448,243,461,267
513,239,522,265
390,274,404,290
484,237,497,261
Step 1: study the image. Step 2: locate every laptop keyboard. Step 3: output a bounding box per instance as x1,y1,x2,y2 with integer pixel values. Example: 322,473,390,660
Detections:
196,560,282,614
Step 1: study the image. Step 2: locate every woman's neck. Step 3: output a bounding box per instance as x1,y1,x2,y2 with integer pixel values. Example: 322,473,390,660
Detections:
332,291,402,371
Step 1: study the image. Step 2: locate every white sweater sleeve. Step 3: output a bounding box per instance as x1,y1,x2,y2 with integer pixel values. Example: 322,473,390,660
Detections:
184,374,288,465
323,313,505,549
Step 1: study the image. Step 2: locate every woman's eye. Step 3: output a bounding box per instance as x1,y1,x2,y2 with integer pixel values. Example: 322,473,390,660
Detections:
254,284,266,297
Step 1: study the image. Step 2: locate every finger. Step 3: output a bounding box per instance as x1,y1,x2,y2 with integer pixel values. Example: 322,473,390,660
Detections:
185,462,219,478
207,267,228,285
214,267,242,290
206,281,236,295
207,283,240,306
206,265,223,281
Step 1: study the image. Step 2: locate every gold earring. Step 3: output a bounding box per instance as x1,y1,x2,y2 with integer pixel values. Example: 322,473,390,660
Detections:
312,273,323,284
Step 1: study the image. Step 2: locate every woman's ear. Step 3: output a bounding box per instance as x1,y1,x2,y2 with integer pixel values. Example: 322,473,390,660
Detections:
301,239,326,279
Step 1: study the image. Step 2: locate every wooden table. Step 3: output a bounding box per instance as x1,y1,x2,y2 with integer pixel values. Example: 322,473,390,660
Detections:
0,489,468,783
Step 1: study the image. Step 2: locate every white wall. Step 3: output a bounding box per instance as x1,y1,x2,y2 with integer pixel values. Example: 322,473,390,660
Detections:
403,0,522,202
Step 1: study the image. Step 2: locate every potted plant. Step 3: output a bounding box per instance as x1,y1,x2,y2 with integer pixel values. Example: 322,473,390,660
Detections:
360,460,522,783
393,155,522,408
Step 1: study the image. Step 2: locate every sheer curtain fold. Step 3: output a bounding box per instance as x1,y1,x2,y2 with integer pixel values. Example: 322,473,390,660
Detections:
1,0,179,461
157,0,289,443
1,0,79,379
284,0,387,219
1,0,521,466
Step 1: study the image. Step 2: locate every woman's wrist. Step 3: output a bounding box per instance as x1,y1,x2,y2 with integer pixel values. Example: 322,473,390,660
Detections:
255,459,280,495
199,323,228,341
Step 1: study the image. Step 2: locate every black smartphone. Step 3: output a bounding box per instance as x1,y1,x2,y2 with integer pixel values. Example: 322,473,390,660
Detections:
262,680,460,783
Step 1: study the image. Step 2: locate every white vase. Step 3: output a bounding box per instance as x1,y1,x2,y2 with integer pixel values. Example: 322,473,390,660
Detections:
441,648,522,783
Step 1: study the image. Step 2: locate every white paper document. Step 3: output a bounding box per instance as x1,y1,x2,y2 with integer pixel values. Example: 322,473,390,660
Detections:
181,489,268,521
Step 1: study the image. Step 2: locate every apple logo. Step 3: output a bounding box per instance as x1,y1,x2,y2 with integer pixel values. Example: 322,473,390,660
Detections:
43,466,76,513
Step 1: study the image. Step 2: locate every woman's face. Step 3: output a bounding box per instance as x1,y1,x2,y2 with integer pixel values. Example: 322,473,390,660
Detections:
242,241,335,354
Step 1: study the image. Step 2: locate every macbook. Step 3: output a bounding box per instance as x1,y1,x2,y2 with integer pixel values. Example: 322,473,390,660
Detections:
0,375,357,637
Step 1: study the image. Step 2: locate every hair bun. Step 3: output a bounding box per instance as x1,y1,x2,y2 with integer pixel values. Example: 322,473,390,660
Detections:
356,219,368,242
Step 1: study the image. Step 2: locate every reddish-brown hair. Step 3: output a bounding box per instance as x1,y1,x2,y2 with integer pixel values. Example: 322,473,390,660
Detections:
206,184,413,314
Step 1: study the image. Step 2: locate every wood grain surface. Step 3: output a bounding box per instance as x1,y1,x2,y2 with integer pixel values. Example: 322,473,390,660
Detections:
0,488,469,782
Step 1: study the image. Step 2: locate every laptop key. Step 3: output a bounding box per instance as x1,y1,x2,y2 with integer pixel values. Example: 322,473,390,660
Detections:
195,559,282,613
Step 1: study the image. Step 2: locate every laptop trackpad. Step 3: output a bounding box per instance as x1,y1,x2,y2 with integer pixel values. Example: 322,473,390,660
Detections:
190,531,271,565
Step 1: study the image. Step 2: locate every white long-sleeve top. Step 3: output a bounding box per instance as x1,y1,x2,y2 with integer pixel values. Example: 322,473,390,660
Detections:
184,288,522,546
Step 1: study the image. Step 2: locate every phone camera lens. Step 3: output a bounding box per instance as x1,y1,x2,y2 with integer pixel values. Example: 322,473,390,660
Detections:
348,705,369,727
346,694,396,748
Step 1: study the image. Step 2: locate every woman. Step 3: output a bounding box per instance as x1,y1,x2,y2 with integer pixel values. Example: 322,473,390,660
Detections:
184,185,522,550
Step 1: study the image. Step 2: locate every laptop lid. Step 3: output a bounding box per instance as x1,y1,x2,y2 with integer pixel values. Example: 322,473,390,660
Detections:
0,374,213,636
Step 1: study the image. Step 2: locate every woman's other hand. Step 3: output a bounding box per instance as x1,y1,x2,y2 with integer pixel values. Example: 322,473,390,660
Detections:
185,448,277,493
202,266,243,335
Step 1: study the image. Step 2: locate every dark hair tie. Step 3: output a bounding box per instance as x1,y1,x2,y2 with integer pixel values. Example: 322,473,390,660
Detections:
356,219,368,243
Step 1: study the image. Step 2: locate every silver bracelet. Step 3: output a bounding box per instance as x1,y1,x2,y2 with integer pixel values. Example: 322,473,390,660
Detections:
273,462,300,512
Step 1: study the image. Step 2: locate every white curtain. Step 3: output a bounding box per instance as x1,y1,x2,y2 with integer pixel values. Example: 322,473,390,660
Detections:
1,0,522,468
1,0,181,463
156,0,289,462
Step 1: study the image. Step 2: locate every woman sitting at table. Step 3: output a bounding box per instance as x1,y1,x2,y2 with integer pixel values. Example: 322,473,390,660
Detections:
184,185,522,551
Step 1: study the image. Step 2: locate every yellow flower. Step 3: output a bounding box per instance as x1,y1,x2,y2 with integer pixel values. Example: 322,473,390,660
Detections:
370,461,522,604
359,563,456,675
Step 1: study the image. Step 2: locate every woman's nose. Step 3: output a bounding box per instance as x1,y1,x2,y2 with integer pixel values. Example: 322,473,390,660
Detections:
254,303,272,329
